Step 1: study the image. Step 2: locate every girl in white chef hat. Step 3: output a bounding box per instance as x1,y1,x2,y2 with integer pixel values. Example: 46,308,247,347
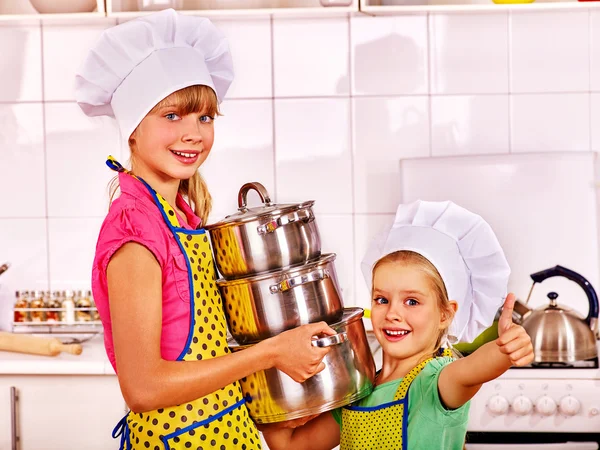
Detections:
262,200,534,450
77,9,335,450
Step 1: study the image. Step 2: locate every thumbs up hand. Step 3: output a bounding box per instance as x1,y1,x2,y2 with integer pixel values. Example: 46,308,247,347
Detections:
495,293,534,367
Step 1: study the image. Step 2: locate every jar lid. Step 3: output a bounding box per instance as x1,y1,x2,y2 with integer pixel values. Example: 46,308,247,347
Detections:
205,182,314,230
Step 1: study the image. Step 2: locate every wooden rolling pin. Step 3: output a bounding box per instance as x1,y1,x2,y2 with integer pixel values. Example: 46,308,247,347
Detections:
0,332,82,357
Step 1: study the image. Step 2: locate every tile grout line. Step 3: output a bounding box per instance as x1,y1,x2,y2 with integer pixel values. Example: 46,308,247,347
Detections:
589,9,593,152
507,10,513,154
270,15,278,200
426,13,433,158
347,12,357,305
40,20,51,291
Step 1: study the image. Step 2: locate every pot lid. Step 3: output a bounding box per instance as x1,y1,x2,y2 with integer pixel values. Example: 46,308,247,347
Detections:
205,182,314,229
217,253,337,285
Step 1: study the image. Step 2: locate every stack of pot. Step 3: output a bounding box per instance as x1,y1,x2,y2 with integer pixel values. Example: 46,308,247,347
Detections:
206,182,375,424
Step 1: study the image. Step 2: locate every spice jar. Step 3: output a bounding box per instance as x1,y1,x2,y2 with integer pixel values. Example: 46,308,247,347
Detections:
61,290,76,324
30,290,46,322
46,291,62,322
13,291,30,323
89,291,100,321
75,290,93,322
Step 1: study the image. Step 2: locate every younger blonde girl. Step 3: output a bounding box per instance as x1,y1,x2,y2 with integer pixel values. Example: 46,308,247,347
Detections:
262,200,534,450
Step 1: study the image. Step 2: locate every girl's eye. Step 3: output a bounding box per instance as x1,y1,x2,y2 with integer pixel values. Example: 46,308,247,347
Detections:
200,115,214,124
373,296,388,305
405,298,419,306
165,113,180,121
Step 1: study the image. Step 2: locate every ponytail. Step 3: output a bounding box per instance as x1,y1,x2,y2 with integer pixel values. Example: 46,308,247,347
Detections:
179,171,212,226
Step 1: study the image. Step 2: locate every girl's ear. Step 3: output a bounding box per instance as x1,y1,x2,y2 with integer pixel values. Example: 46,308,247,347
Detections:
440,301,458,328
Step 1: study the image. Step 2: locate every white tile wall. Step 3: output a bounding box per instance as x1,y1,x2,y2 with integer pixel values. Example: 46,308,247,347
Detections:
0,103,46,218
429,13,509,95
431,95,509,155
273,18,349,97
42,21,117,101
510,93,590,152
352,96,429,214
0,25,42,102
351,15,428,96
510,11,589,93
1,9,599,319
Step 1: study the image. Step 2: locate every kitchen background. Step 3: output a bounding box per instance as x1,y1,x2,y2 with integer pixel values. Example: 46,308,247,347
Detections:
1,7,600,331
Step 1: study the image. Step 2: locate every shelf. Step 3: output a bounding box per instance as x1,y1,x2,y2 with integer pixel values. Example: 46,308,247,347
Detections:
360,0,600,14
107,0,359,18
12,322,104,335
0,0,105,22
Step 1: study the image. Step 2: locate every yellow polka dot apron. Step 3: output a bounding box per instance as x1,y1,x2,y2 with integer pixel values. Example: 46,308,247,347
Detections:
340,349,452,450
106,157,261,450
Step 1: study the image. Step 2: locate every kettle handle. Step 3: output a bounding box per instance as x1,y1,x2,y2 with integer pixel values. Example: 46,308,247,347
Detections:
530,265,599,326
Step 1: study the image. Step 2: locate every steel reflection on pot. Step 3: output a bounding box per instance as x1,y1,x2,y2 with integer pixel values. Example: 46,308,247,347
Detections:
231,308,375,424
219,254,344,344
206,182,321,279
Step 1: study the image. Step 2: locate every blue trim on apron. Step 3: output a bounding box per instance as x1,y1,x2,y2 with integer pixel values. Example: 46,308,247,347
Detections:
112,414,132,450
133,175,200,361
160,397,248,450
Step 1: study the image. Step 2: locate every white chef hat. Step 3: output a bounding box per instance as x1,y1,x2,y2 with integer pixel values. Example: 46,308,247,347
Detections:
361,200,510,344
74,9,234,140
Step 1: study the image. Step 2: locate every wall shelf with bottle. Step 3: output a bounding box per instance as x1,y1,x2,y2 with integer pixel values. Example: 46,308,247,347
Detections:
0,0,105,22
12,290,103,335
360,0,600,14
106,0,359,19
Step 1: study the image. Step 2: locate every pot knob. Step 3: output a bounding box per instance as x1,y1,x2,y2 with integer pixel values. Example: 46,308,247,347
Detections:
547,291,559,307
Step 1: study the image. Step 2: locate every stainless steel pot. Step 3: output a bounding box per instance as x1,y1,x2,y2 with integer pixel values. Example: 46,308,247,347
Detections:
206,182,321,279
218,253,344,344
231,307,375,424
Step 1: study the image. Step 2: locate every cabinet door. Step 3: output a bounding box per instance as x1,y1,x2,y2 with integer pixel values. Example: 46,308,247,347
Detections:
0,382,15,450
4,375,126,450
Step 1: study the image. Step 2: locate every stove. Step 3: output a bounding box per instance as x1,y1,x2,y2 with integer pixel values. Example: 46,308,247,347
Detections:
467,343,600,446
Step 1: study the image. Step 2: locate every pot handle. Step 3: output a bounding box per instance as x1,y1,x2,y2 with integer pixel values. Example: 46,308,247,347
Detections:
269,269,330,294
257,209,315,235
238,182,273,212
311,331,348,348
530,265,599,330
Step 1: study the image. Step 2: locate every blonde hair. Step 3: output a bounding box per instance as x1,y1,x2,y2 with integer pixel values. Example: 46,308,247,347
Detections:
372,250,456,358
109,85,220,225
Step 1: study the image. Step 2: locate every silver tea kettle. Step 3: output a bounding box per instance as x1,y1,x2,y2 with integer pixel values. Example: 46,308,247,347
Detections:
518,265,599,364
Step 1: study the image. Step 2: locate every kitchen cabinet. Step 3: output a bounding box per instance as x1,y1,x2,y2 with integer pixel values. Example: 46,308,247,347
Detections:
0,0,105,22
0,0,357,22
0,375,126,450
107,0,358,18
361,0,600,13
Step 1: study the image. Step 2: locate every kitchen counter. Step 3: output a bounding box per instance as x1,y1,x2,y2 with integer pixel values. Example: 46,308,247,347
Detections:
0,336,114,375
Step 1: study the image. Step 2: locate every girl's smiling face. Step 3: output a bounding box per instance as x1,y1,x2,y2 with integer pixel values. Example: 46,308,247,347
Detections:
371,261,455,362
129,86,218,183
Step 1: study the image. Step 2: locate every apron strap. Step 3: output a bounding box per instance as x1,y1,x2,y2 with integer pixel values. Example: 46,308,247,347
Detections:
112,412,132,450
105,156,182,229
106,155,128,173
393,348,453,401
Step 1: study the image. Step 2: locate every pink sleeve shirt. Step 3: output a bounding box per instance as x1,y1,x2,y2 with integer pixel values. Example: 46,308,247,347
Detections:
91,173,202,373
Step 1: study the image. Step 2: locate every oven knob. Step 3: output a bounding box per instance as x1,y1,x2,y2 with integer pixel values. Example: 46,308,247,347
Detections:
559,396,581,416
487,395,509,415
535,396,557,416
512,395,533,415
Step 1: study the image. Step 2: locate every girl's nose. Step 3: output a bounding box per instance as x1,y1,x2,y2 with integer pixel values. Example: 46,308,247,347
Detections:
384,303,403,322
182,120,203,144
